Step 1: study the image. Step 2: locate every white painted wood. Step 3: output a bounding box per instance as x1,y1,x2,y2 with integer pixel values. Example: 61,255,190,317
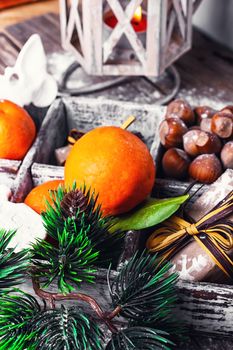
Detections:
32,163,64,186
73,0,85,53
91,0,103,74
173,0,186,39
166,7,177,49
59,0,67,46
146,0,162,76
177,280,233,336
81,0,94,73
103,0,146,65
0,159,20,189
60,0,203,76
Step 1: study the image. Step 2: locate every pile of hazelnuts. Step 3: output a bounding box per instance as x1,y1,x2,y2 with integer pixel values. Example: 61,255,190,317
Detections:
159,99,233,184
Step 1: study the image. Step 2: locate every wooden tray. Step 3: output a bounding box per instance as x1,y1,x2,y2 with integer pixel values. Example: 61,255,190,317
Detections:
7,97,233,337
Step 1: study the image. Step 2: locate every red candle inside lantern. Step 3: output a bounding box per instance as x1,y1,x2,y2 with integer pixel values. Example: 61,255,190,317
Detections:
104,6,147,33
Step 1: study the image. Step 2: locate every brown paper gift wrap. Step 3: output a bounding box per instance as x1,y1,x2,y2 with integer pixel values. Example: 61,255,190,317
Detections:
149,170,233,283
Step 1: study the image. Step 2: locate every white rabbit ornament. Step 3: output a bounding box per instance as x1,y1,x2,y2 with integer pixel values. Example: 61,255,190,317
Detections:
0,34,58,107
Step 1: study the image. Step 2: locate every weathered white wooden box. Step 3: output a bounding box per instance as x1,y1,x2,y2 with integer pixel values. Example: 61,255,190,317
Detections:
6,97,233,337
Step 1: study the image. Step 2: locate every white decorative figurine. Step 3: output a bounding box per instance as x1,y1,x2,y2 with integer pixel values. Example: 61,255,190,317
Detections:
0,34,57,107
0,185,46,251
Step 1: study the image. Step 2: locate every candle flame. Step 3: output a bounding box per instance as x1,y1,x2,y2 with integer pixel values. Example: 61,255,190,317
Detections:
132,6,142,23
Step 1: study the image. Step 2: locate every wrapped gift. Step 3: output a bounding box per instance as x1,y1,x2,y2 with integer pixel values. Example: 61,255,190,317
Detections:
147,170,233,283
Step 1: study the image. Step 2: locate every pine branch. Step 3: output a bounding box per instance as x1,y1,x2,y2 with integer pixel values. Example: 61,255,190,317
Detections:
108,251,178,323
105,327,174,350
129,317,186,345
42,185,123,266
0,292,103,350
32,277,118,333
33,305,103,350
0,291,40,350
0,229,29,293
31,218,99,294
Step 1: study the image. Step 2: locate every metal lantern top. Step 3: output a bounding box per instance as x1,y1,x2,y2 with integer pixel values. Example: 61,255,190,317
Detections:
60,0,202,77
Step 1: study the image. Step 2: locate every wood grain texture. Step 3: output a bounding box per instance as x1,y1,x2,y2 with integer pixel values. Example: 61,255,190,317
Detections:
0,0,58,29
0,0,39,10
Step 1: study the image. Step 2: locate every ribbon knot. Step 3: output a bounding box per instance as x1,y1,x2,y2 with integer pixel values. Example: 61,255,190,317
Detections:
147,191,233,279
185,223,199,236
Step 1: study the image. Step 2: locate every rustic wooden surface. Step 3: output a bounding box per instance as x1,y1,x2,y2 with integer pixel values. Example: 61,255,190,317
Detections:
0,0,40,10
1,7,233,349
0,0,58,29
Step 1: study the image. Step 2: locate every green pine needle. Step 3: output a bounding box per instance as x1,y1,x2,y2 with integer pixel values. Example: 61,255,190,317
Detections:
0,293,103,350
31,218,99,294
0,291,40,350
105,327,174,350
0,229,29,293
108,251,178,324
42,185,123,265
33,305,103,350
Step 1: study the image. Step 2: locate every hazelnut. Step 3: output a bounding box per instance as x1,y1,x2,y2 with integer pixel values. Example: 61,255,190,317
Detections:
221,105,233,114
189,154,222,184
162,148,190,179
159,118,188,149
200,118,212,132
211,112,233,139
183,130,200,157
183,130,221,157
194,106,216,124
165,99,195,126
220,141,233,169
195,131,221,154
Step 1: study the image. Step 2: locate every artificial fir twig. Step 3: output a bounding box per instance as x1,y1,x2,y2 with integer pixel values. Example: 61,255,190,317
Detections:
32,276,119,333
0,229,29,293
0,186,182,349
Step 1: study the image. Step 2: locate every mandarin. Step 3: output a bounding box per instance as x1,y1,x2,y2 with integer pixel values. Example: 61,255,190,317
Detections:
65,126,155,216
0,100,36,160
24,180,64,214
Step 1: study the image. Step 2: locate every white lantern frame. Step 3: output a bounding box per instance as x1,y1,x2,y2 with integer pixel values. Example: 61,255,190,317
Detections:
60,0,203,77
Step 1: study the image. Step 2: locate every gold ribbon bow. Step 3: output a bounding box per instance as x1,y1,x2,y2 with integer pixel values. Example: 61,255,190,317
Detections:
147,192,233,279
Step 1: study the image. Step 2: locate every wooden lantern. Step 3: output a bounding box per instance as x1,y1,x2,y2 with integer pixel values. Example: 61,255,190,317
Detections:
60,0,202,76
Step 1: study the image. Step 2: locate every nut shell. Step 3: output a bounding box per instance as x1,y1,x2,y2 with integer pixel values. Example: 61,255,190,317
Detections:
211,112,233,139
200,118,212,132
183,130,221,157
220,105,233,114
159,118,188,149
165,99,195,126
183,130,200,157
162,148,190,179
189,154,222,184
220,141,233,169
195,131,221,154
194,105,216,124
